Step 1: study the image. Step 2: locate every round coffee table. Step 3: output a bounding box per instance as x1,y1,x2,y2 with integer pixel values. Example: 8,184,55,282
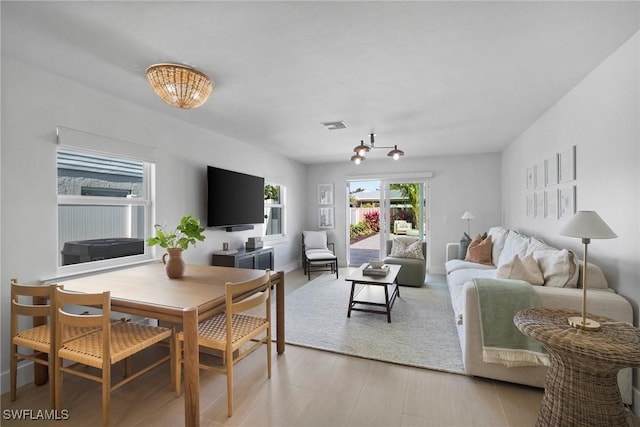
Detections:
514,307,640,427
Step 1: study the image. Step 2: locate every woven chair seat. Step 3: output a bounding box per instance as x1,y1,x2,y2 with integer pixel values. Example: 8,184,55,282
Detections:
196,313,268,350
14,324,100,354
58,322,172,369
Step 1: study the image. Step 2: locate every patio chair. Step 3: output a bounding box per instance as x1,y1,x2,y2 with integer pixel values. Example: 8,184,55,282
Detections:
302,230,338,280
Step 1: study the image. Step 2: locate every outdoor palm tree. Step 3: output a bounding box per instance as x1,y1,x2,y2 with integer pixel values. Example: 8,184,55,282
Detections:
391,183,420,226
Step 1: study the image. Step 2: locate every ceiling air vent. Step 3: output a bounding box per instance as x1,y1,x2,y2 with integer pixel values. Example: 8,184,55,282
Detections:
322,121,348,130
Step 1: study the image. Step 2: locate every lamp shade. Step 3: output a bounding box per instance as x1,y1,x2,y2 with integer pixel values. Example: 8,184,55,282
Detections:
461,211,475,220
560,211,617,240
146,63,213,109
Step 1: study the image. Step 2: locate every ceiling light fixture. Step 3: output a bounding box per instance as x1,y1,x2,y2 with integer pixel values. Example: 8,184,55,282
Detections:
350,133,405,164
146,63,214,109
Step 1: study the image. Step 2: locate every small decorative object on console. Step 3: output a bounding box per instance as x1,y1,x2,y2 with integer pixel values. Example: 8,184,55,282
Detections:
246,236,263,249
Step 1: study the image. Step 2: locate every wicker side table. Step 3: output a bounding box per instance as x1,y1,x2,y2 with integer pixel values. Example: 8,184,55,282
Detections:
514,307,640,427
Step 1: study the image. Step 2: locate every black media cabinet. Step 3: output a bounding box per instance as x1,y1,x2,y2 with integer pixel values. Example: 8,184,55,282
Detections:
211,246,274,270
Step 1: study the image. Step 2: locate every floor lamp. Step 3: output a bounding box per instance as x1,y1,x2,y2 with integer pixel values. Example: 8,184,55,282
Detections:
461,211,475,235
560,211,617,330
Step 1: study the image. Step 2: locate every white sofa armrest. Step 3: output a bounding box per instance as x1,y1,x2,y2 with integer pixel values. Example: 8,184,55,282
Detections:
446,242,459,262
461,281,633,402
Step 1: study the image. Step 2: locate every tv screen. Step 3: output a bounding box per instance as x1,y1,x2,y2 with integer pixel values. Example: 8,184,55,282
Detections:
207,166,265,227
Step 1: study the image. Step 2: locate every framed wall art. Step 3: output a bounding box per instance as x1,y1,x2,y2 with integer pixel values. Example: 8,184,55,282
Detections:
318,206,334,229
318,183,334,205
560,186,576,219
545,189,559,219
526,193,535,218
559,146,576,182
535,191,544,217
535,161,545,189
526,166,535,190
545,154,558,186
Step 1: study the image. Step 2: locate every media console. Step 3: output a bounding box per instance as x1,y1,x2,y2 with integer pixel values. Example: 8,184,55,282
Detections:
211,246,274,270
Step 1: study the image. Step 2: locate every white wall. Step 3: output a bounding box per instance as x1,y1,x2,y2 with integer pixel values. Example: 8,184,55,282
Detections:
502,32,639,318
0,58,307,392
306,152,502,274
502,31,640,408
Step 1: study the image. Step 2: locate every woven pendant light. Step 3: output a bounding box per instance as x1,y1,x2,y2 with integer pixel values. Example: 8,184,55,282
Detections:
146,63,213,109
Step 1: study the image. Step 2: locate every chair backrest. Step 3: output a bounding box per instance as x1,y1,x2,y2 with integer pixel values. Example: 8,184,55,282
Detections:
54,288,111,363
224,271,271,343
386,239,427,261
11,280,56,338
225,270,271,316
302,230,328,250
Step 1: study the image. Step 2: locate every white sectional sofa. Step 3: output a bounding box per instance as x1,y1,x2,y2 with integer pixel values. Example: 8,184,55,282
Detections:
445,227,633,403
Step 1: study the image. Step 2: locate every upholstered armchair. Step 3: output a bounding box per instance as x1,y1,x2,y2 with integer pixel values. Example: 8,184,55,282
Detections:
302,230,338,280
383,239,427,287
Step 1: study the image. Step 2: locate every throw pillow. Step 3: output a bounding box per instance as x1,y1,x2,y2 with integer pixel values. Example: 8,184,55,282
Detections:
458,232,472,260
487,226,509,264
390,238,424,260
302,230,328,250
532,249,579,288
495,254,544,285
465,234,493,265
497,231,530,267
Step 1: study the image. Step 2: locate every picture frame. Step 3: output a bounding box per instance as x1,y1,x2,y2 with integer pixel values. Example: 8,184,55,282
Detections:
545,154,559,186
560,186,576,219
526,166,535,190
535,161,545,189
526,193,535,218
559,146,576,183
318,183,334,205
535,191,544,217
318,206,334,229
545,189,559,219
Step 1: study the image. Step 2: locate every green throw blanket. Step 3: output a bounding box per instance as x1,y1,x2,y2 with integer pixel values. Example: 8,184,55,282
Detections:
472,278,550,367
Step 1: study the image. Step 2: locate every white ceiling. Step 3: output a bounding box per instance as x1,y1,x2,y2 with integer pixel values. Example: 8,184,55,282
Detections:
2,1,639,164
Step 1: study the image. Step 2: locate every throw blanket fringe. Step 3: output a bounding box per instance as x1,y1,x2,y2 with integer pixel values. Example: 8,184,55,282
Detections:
473,278,550,368
483,348,550,367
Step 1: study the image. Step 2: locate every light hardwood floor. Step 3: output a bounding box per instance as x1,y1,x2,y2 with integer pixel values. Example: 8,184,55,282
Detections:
2,269,547,426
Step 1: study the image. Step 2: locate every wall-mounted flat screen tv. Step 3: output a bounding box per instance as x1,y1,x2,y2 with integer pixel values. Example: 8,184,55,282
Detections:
207,166,265,228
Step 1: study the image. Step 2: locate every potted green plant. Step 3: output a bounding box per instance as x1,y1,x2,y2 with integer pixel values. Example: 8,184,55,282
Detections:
264,184,279,203
147,214,206,278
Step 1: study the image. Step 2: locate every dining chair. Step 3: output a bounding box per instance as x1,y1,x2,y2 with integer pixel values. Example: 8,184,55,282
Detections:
175,270,272,417
10,280,60,407
53,288,176,427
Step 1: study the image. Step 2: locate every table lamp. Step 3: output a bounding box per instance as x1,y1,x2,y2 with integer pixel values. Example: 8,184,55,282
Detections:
461,211,475,235
560,211,617,330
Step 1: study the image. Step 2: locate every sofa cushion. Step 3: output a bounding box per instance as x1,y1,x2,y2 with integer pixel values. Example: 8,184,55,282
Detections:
495,254,544,286
497,231,530,266
532,249,579,288
578,262,609,289
303,230,328,249
445,259,497,274
526,237,556,254
390,237,424,260
465,235,492,265
458,232,472,260
487,226,509,265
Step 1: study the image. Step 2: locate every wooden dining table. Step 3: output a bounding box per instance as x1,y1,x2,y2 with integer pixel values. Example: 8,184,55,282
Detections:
56,262,285,427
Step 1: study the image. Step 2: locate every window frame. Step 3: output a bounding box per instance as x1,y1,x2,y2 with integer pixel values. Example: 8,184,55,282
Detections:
56,147,155,276
264,182,286,240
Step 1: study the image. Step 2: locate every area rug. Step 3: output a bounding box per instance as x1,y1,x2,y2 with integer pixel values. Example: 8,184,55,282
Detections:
282,273,465,374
